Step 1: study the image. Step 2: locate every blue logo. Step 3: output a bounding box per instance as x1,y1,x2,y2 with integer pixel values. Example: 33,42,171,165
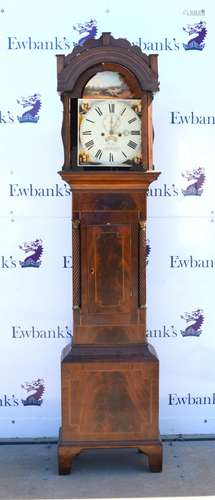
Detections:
183,21,207,50
181,167,205,196
0,94,42,124
19,239,43,268
73,19,98,46
17,93,41,123
21,379,45,406
180,309,204,337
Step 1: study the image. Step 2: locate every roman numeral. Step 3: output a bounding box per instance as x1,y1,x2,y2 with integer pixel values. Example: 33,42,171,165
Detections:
109,152,114,162
121,107,126,116
128,117,137,124
82,130,92,135
121,151,127,158
95,149,103,160
127,140,137,149
109,103,115,113
131,130,140,135
86,118,95,123
95,106,103,116
85,140,94,150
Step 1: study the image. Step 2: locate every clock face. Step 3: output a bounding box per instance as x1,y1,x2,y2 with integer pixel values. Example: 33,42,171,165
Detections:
78,99,142,167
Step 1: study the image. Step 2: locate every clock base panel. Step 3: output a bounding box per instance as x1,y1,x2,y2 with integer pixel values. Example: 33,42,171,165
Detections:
58,343,162,474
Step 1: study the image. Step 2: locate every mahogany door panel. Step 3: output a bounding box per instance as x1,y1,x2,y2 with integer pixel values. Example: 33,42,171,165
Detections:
87,224,131,314
80,213,138,324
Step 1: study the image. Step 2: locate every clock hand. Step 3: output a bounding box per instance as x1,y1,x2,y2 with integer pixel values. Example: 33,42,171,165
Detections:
107,115,122,138
102,115,110,132
112,115,121,133
109,115,114,135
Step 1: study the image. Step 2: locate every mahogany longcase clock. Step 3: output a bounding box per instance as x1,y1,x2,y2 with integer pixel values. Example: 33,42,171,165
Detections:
56,32,162,474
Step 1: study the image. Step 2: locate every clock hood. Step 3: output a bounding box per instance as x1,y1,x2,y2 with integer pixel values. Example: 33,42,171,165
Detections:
56,32,159,96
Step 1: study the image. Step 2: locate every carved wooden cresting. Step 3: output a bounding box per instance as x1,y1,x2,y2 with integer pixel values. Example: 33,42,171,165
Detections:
57,32,163,474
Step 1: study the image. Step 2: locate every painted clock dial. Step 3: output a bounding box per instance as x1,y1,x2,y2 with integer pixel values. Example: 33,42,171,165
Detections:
78,99,142,166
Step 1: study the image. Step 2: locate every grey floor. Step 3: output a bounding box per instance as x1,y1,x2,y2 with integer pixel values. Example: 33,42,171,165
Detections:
0,441,214,499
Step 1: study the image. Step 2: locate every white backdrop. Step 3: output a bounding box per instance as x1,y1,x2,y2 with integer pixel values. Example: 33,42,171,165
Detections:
0,0,214,438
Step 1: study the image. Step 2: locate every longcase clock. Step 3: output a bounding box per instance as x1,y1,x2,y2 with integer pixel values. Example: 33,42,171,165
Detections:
56,32,162,474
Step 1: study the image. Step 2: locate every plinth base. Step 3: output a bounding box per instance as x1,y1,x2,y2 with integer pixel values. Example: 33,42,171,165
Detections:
58,343,162,474
58,429,163,474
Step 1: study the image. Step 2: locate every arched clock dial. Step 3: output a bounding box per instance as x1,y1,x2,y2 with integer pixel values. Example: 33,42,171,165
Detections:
78,99,142,166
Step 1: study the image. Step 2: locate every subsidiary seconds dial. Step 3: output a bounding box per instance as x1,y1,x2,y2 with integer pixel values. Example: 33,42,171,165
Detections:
79,99,141,166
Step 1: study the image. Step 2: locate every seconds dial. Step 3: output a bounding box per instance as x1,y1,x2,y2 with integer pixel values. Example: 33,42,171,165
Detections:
79,99,141,166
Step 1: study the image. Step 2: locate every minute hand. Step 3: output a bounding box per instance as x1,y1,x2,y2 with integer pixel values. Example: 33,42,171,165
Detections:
109,115,114,135
111,116,121,134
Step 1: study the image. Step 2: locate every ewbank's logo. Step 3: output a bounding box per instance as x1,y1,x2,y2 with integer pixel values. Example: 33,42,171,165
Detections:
0,380,45,407
147,183,179,197
146,310,205,340
169,392,215,406
170,111,215,124
181,167,205,196
17,94,41,123
73,19,98,46
180,309,204,337
19,239,43,268
183,21,207,50
170,255,214,268
9,183,71,198
0,239,44,269
21,379,45,406
5,18,207,53
12,324,72,340
0,94,42,124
